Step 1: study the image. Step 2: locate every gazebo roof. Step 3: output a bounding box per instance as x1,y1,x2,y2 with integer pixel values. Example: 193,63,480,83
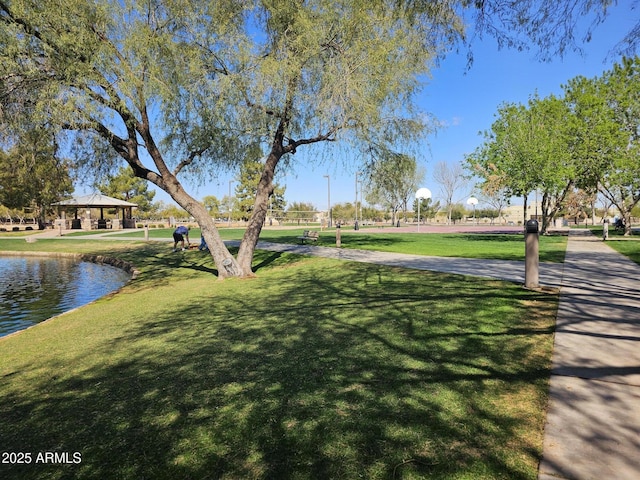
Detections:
52,193,137,208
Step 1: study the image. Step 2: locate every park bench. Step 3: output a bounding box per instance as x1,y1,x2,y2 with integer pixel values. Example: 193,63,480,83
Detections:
297,230,319,244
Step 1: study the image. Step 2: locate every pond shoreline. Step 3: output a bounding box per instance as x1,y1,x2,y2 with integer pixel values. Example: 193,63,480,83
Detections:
0,251,139,340
0,250,140,278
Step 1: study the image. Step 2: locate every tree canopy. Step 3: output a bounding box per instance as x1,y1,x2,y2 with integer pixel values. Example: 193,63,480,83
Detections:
1,0,638,275
363,152,423,225
0,127,74,227
95,166,156,214
0,0,463,277
467,57,640,235
564,56,640,234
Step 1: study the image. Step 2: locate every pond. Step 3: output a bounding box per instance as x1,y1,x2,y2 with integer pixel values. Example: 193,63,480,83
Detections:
0,256,131,338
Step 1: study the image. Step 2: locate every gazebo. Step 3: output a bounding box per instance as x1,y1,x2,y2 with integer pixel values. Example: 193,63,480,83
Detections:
52,193,138,230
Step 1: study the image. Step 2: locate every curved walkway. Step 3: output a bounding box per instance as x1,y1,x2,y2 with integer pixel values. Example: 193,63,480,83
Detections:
253,240,565,286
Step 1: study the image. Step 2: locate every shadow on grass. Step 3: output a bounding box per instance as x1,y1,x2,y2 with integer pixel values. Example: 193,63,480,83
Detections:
0,262,556,480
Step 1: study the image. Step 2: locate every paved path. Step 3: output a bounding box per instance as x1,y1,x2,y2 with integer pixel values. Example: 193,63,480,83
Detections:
538,230,640,480
252,240,566,287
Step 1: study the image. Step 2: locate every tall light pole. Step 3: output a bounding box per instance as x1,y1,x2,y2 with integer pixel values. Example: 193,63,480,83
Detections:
355,171,361,230
323,175,331,228
228,179,234,227
415,188,432,232
357,179,363,224
467,196,478,225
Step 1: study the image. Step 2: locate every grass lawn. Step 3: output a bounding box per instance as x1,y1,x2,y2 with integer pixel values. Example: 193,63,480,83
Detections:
585,226,640,264
0,239,557,479
101,227,568,263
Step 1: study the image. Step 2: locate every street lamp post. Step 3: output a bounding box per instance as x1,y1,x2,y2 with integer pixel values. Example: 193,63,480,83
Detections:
467,196,478,225
415,188,432,232
358,179,363,224
228,179,234,227
324,175,331,228
354,171,361,230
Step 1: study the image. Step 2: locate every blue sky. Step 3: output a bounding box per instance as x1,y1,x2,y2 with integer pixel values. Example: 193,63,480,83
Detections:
149,3,637,211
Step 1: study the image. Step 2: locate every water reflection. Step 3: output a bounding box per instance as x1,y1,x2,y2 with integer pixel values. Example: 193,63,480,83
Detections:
0,256,131,337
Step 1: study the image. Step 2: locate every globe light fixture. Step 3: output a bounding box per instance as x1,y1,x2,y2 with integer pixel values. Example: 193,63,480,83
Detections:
415,188,432,231
467,196,478,224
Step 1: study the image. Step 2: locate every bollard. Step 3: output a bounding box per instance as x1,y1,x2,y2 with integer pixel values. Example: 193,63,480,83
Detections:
336,223,341,247
144,224,149,241
524,219,539,288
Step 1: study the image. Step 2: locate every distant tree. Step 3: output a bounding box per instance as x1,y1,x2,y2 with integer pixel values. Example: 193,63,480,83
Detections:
433,161,468,225
220,195,239,223
450,203,465,224
286,202,316,224
202,195,222,218
477,189,510,225
95,166,156,214
364,152,424,226
157,202,190,222
331,203,356,225
0,128,74,228
476,208,501,223
413,197,441,223
360,205,386,223
562,189,596,224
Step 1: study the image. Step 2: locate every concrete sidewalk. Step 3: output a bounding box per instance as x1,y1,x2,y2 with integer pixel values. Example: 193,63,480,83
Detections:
253,240,566,287
539,230,640,480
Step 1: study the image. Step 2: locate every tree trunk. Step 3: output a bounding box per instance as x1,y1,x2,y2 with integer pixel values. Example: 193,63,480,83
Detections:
197,208,249,278
236,151,281,273
541,180,574,235
541,191,550,234
134,125,250,279
167,183,250,279
623,212,633,237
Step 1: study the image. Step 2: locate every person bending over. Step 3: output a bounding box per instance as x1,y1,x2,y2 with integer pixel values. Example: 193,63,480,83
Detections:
172,225,190,252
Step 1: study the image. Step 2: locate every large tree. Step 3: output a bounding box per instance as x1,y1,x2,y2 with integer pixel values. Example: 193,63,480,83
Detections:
466,94,575,233
527,94,575,233
466,102,538,226
1,0,636,276
564,57,640,235
0,0,464,278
